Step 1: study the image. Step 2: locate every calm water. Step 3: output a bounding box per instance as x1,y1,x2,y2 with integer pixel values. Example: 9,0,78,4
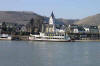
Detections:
0,41,100,66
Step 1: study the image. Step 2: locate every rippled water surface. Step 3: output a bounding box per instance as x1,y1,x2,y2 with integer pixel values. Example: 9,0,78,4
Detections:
0,41,100,66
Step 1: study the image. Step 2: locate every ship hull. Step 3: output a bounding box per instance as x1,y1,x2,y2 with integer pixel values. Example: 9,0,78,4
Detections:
29,37,72,42
29,40,71,42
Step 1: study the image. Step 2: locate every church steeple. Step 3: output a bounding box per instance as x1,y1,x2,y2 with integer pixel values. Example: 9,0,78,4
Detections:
49,11,55,25
51,11,55,18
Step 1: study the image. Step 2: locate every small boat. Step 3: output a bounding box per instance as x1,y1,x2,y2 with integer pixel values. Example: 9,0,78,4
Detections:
0,34,12,40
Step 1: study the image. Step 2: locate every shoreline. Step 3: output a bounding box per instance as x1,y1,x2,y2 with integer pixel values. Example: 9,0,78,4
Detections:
74,40,100,42
1,39,100,42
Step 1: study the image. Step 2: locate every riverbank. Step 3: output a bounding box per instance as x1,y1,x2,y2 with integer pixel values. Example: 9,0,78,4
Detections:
1,35,100,42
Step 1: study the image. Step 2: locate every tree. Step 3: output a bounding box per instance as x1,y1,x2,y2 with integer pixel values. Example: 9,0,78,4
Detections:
28,17,44,34
2,22,7,33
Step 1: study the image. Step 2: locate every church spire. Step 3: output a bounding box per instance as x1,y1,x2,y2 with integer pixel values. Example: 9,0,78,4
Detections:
51,11,55,18
49,11,55,25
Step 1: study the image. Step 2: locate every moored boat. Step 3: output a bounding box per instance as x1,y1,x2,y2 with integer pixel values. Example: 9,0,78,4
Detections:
29,32,71,42
0,34,12,40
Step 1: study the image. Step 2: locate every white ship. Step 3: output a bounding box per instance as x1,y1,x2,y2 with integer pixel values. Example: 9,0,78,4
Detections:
0,34,12,40
29,32,71,42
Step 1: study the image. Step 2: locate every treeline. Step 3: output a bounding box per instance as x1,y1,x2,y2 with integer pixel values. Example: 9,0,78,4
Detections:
26,16,44,34
0,16,44,35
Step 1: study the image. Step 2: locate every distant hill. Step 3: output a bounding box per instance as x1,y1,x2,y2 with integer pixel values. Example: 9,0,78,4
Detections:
0,11,42,24
56,18,79,25
75,14,100,25
0,11,78,25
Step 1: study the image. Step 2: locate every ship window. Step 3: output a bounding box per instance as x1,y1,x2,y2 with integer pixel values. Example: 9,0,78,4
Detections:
62,35,64,36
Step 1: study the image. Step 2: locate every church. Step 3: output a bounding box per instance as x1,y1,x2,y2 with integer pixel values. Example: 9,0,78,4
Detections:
45,12,56,33
43,12,65,33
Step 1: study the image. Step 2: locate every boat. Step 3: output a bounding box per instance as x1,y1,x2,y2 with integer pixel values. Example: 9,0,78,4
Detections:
0,34,12,40
29,32,71,42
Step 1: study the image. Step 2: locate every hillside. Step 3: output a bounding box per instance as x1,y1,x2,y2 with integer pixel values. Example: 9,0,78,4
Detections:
56,18,79,25
0,11,77,25
0,11,42,24
75,14,100,25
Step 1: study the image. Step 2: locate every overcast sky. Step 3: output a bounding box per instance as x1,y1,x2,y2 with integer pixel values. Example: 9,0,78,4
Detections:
0,0,100,19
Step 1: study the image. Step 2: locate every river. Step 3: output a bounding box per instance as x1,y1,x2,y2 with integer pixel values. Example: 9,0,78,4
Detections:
0,41,100,66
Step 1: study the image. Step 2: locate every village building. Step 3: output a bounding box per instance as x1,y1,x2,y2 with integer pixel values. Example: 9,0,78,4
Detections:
89,25,99,33
68,24,85,33
83,25,99,33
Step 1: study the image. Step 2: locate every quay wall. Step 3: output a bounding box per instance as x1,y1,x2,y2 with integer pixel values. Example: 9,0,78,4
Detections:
12,35,29,40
